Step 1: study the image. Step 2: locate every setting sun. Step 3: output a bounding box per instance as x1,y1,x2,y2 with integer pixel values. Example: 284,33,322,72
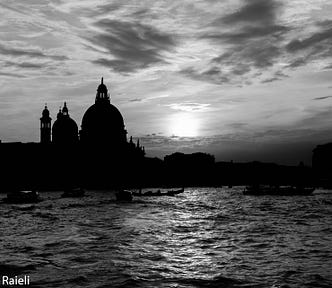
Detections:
169,113,199,137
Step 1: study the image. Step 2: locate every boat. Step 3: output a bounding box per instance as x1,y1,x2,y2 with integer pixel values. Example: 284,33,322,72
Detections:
166,188,185,196
3,190,41,204
61,187,85,198
243,185,315,196
115,190,133,202
132,188,184,197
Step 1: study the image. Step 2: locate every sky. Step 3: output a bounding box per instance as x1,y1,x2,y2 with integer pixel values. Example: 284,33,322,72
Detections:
1,0,332,165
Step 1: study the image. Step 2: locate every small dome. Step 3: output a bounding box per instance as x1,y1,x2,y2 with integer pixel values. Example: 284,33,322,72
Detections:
42,105,50,117
52,103,78,144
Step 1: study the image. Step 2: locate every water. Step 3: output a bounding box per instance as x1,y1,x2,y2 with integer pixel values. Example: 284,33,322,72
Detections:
0,187,331,288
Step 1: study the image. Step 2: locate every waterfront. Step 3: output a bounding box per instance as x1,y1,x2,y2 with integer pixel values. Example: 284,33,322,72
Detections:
0,187,331,288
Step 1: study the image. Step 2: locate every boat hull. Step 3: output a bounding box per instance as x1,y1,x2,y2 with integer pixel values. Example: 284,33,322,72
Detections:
61,188,85,198
243,187,315,196
3,191,41,204
116,190,133,202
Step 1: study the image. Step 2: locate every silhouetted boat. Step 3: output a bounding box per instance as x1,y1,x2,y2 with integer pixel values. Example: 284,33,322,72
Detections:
3,190,41,203
61,188,85,198
132,188,184,197
243,185,315,196
167,188,185,196
116,190,133,202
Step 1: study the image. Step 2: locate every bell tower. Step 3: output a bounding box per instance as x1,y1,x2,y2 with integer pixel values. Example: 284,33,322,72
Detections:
40,104,52,143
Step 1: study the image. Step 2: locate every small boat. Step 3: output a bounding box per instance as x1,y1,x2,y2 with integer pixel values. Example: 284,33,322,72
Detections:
243,185,315,196
61,187,85,198
116,190,133,202
3,190,41,204
133,189,180,197
167,188,184,195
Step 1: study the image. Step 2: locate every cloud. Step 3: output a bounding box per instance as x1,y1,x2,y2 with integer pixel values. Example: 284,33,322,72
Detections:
214,43,282,69
0,44,67,61
166,102,211,112
180,67,230,85
313,96,332,101
220,0,281,26
261,77,280,83
261,70,289,83
89,19,175,73
205,25,288,45
286,26,332,53
189,0,289,84
285,21,332,67
129,98,142,102
3,60,45,69
0,72,26,78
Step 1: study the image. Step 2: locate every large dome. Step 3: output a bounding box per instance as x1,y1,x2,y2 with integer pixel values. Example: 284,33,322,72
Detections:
81,103,125,133
80,79,127,145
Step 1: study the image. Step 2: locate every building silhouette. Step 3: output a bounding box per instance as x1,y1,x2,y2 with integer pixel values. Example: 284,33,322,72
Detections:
38,78,142,154
0,78,145,190
0,78,319,190
40,105,52,143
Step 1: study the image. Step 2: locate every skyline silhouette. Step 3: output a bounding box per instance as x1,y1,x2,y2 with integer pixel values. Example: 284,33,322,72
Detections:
1,1,332,165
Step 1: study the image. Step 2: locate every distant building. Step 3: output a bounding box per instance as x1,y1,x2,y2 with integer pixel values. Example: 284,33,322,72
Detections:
312,143,332,175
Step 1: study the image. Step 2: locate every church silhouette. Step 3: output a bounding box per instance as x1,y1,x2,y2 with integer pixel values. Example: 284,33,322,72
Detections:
40,78,144,156
0,78,145,190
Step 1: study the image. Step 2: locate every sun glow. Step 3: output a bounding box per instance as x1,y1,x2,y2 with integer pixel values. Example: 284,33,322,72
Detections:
169,113,199,137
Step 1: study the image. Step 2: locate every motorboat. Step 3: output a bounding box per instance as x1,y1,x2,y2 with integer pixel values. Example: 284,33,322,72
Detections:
167,188,184,196
132,188,184,197
61,187,85,198
3,190,41,204
243,185,315,196
116,190,133,202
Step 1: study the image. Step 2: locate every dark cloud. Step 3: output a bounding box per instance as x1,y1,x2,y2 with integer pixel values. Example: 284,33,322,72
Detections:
220,0,281,26
313,96,332,101
286,27,332,52
213,42,282,69
0,72,26,78
261,77,279,83
261,70,289,83
287,58,307,69
323,63,332,70
227,122,248,129
0,44,68,61
129,98,142,102
3,61,44,69
275,70,289,78
89,19,175,73
208,0,287,44
285,21,332,68
180,67,230,85
205,25,288,44
193,0,288,84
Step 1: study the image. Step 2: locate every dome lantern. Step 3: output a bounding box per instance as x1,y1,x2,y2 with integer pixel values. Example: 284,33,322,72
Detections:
96,77,110,104
62,102,69,116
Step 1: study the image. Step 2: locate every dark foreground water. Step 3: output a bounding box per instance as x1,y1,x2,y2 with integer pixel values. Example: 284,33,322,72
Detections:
0,187,331,288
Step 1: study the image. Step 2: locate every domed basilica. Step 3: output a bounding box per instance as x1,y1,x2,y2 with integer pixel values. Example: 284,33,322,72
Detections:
40,78,144,156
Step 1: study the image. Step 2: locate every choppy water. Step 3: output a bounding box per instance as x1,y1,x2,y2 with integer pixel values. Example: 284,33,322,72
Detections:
0,187,331,288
